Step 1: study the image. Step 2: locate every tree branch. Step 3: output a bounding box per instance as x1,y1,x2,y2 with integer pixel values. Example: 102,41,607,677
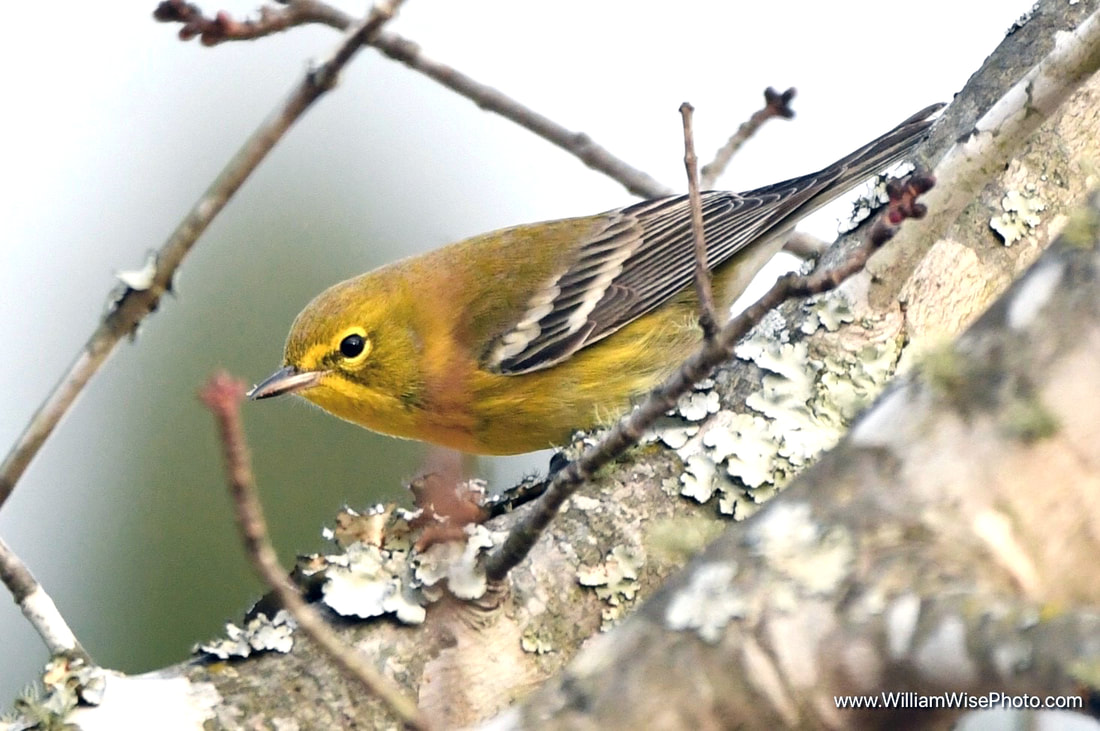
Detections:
865,4,1100,301
153,0,349,44
154,0,672,198
0,537,91,663
700,86,796,189
680,101,720,340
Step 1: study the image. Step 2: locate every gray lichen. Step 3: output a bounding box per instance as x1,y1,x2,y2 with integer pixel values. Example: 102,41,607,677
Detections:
321,542,426,625
414,525,497,601
665,562,745,644
745,502,854,596
195,610,296,660
991,185,1046,246
659,289,899,519
577,546,644,629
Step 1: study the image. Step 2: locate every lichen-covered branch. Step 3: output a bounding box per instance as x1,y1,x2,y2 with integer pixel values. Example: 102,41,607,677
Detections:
0,537,90,663
505,191,1100,729
865,2,1100,302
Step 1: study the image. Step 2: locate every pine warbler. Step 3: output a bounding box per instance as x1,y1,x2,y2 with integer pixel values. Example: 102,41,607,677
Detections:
249,105,939,454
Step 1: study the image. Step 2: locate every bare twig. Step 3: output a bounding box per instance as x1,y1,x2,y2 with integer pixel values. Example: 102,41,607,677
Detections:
155,0,671,199
0,1,405,513
0,536,92,663
153,0,348,44
679,102,719,340
371,32,669,198
700,87,796,189
199,372,429,731
485,171,935,581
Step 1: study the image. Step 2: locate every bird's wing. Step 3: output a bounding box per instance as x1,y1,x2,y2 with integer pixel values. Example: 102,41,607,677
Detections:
485,103,942,375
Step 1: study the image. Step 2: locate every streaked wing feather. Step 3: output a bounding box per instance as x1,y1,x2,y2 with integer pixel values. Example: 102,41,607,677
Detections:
490,103,941,375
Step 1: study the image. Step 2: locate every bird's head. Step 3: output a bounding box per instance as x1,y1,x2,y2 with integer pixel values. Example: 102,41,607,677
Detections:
248,273,424,426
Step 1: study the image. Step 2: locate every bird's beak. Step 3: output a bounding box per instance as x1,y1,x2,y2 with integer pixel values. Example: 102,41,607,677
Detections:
247,365,324,400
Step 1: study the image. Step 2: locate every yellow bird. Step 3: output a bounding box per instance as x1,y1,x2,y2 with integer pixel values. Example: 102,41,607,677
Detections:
249,105,939,454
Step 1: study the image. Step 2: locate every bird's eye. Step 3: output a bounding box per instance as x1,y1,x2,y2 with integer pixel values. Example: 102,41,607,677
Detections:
339,333,366,359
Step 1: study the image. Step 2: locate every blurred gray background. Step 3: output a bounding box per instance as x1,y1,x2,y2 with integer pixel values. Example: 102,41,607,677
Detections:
0,0,1033,704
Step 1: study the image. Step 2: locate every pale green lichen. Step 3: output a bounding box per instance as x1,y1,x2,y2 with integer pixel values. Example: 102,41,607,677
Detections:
7,683,67,731
577,545,643,629
646,516,725,564
665,562,745,644
746,502,854,596
654,422,699,450
679,453,719,503
706,412,778,488
1001,396,1059,442
310,493,503,627
647,378,720,447
193,499,502,663
520,628,555,655
6,659,114,730
819,340,902,424
843,170,907,233
802,294,855,334
676,390,721,421
664,289,901,518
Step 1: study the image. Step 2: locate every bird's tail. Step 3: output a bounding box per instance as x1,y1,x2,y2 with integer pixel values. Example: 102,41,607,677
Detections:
738,102,943,232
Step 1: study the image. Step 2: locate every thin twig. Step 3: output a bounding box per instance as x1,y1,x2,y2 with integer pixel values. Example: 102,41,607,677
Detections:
153,0,348,44
700,87,796,189
0,536,92,663
155,0,671,199
680,102,719,340
485,171,935,581
199,372,429,731
0,1,405,513
371,32,669,198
